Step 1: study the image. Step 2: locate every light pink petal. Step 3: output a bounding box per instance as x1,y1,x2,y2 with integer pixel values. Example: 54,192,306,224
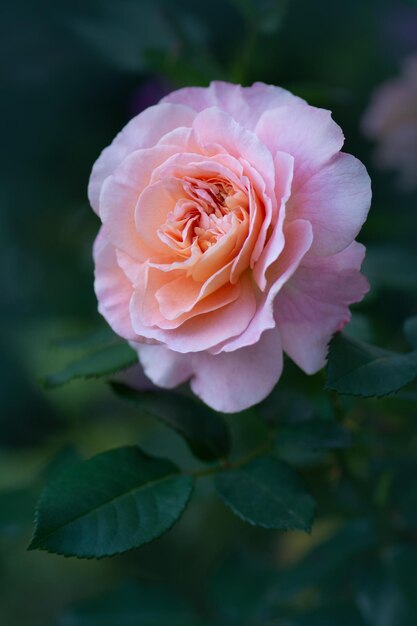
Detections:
253,151,294,290
255,102,344,185
192,107,276,204
190,328,283,413
134,344,194,389
287,152,372,256
88,103,196,214
162,81,301,130
275,241,369,374
214,219,313,354
99,145,179,259
150,151,245,188
93,228,136,341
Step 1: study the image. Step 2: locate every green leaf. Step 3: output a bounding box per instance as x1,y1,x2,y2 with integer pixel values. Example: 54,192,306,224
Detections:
326,333,417,397
41,343,137,388
214,456,316,531
110,382,230,461
50,326,119,351
276,419,351,450
29,446,193,558
58,582,204,626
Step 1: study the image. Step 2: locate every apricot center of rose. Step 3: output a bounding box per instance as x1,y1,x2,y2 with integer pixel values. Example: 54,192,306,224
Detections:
157,176,249,258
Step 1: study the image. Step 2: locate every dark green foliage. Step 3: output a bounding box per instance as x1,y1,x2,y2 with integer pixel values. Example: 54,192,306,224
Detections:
110,382,231,461
29,447,194,557
276,419,351,450
41,343,137,388
214,456,316,531
326,332,417,397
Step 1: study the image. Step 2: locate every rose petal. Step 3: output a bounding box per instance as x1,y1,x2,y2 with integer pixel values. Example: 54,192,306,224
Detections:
253,151,294,290
130,273,256,353
93,228,136,341
288,152,371,256
99,145,180,260
134,344,194,388
192,107,276,204
275,241,369,374
214,218,313,354
190,328,283,412
255,102,344,186
88,103,195,213
162,81,301,129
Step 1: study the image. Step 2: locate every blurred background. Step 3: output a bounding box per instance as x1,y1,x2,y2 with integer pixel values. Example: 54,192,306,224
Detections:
2,0,417,624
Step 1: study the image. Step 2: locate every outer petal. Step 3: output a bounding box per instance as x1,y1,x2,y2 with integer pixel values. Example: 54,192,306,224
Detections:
275,241,369,374
255,102,344,185
190,328,283,413
162,81,302,130
134,344,194,389
93,228,136,341
88,103,196,213
287,152,371,256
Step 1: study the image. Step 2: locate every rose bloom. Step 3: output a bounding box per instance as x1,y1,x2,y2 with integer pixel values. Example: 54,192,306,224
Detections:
363,55,417,191
89,81,371,413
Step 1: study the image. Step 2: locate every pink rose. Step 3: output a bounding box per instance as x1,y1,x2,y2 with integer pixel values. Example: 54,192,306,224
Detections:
363,55,417,191
89,81,371,413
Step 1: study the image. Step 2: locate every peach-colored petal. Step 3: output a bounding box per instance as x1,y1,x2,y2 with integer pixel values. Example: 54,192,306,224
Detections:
230,182,263,283
88,103,196,214
134,177,186,256
275,241,369,374
130,273,256,353
131,261,240,330
213,219,313,354
190,213,247,282
150,151,245,188
99,145,180,260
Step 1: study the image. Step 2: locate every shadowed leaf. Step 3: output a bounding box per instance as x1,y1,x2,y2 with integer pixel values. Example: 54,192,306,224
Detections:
29,446,193,558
